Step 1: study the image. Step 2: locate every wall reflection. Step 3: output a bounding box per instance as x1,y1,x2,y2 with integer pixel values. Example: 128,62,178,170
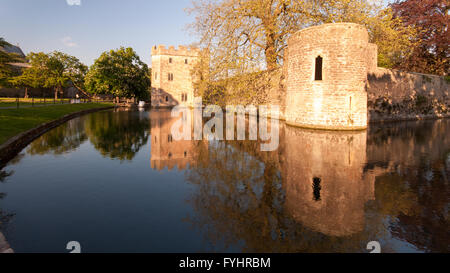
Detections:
1,109,447,252
148,110,449,252
149,110,374,237
149,109,200,171
282,127,374,236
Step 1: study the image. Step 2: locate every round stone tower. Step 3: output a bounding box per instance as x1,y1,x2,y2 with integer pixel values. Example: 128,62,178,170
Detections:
286,23,369,130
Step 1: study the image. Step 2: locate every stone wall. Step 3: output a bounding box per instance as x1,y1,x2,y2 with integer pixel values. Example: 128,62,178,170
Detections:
154,23,448,126
224,68,287,120
367,68,450,122
285,23,369,130
224,49,449,126
151,45,200,108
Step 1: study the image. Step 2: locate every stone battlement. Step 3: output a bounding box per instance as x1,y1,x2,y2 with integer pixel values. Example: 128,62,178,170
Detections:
151,45,200,57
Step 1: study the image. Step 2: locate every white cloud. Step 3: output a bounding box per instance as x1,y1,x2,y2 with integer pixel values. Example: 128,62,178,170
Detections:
61,36,78,48
66,0,81,6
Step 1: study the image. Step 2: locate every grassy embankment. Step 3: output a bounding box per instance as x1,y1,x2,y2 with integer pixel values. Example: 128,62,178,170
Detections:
0,103,113,145
0,98,73,108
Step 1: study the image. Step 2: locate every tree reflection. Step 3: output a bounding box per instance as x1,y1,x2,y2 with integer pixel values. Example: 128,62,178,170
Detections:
85,110,150,161
175,116,450,252
27,118,87,155
368,120,450,252
183,125,380,252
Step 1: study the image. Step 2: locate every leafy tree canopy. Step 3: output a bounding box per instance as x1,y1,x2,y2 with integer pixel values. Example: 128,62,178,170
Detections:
391,0,449,75
188,0,419,81
85,47,150,100
9,51,88,98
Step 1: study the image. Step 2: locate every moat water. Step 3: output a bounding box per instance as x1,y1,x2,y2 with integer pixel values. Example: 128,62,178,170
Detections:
0,109,449,253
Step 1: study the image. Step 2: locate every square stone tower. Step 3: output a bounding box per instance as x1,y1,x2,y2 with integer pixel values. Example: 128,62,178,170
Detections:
151,45,200,108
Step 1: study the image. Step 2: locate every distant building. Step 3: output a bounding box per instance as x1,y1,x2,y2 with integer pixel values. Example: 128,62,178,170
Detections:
151,45,200,108
0,43,30,69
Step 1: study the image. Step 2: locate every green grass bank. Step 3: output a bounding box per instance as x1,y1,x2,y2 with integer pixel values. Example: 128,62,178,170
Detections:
0,103,113,145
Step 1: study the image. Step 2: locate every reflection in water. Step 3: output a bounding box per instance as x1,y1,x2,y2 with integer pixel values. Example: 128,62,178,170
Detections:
283,128,374,237
27,119,87,155
85,109,150,161
0,109,448,252
0,169,14,228
149,110,449,252
150,110,203,170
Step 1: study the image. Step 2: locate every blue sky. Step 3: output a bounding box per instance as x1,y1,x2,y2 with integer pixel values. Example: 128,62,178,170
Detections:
1,0,394,67
0,0,196,66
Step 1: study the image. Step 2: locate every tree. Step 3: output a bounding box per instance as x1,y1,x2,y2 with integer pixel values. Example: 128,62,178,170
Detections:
0,38,24,87
187,0,309,76
45,51,88,99
391,0,449,75
10,51,88,99
188,0,418,80
9,52,49,97
85,47,150,102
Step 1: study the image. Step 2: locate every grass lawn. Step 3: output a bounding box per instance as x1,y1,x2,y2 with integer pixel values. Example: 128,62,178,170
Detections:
0,98,72,108
0,103,113,145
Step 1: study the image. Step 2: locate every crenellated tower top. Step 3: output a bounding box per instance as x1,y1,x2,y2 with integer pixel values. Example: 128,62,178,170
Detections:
151,45,200,57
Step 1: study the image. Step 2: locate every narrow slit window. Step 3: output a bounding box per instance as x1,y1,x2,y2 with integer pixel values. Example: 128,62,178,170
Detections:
315,56,323,81
169,58,172,63
312,177,322,201
185,59,188,64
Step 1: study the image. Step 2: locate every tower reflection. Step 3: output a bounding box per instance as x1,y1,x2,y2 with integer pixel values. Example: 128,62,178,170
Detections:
282,127,374,236
150,111,375,238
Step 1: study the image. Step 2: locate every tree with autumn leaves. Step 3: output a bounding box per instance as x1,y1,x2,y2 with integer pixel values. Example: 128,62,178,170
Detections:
391,0,449,76
188,0,448,96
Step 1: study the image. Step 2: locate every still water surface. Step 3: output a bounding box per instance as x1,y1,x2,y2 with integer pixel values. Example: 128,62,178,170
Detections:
0,109,449,253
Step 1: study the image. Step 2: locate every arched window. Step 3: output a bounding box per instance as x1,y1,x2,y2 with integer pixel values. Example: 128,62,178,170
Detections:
165,96,168,102
315,56,323,81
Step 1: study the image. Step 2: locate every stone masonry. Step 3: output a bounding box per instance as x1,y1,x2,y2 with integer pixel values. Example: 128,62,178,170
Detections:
151,23,448,129
286,23,373,130
151,45,200,108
